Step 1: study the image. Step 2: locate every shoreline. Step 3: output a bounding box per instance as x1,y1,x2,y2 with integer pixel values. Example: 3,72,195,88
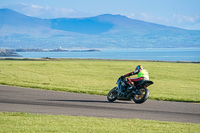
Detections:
0,57,199,63
1,48,199,62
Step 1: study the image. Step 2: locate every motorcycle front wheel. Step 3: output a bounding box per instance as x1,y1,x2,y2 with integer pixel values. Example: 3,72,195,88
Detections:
107,87,118,102
133,87,149,104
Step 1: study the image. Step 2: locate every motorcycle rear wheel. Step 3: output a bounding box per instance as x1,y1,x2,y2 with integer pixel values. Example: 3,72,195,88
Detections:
133,88,149,104
107,87,118,102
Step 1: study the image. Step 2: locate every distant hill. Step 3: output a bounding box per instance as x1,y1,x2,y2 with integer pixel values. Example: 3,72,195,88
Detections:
0,8,200,48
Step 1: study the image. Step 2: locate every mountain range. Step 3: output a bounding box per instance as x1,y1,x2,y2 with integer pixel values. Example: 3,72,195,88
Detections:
0,8,200,49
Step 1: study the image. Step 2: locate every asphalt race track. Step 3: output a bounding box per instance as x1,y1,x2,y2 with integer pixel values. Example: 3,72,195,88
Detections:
0,85,199,123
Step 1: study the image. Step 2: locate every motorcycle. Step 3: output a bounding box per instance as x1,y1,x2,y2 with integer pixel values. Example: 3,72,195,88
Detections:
107,77,153,104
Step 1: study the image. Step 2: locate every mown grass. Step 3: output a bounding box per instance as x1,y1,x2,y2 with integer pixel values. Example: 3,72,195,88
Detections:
0,112,199,133
0,59,199,102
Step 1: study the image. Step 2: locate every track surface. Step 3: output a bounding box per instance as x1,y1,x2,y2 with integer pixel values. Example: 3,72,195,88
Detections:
0,85,199,123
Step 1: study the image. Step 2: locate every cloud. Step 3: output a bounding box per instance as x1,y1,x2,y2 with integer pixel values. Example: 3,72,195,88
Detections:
172,14,199,23
20,3,79,18
1,3,92,18
18,3,50,17
127,12,200,30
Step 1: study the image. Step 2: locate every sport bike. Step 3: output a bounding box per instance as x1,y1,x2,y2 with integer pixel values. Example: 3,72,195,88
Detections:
107,77,153,104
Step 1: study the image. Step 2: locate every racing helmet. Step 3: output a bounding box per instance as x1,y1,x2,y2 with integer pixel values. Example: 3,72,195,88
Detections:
135,65,143,71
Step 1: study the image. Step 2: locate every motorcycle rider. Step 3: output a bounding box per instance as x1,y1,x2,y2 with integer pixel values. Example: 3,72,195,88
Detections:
120,65,149,92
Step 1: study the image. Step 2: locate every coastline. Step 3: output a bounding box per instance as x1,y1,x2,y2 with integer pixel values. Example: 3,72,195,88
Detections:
0,50,21,57
0,48,199,62
3,48,100,52
0,57,199,64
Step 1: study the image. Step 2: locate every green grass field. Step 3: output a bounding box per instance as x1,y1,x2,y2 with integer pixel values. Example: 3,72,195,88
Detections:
0,59,199,102
0,112,199,133
0,59,200,132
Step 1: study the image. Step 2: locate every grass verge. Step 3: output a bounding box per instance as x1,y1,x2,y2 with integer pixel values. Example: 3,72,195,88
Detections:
0,112,199,133
0,59,199,102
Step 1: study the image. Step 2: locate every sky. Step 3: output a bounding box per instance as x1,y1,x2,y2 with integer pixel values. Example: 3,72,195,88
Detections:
1,0,200,30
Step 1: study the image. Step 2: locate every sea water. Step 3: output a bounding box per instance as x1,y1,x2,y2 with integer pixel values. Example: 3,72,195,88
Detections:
16,48,200,62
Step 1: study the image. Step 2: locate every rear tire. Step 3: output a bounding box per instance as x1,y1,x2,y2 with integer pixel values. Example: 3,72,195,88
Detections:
133,87,149,104
107,87,118,102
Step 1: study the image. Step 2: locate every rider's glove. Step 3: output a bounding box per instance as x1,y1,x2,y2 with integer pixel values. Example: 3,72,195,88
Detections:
119,75,125,80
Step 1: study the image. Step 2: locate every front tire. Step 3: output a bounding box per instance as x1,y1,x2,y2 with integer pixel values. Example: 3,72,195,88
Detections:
107,87,118,102
133,87,149,104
